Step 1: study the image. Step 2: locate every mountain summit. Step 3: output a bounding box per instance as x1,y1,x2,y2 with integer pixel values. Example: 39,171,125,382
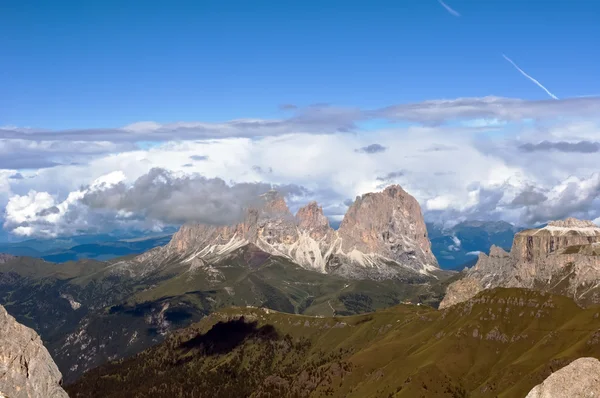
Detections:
135,184,438,280
440,217,600,308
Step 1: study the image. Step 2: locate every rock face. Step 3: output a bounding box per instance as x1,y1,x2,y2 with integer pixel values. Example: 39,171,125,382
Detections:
130,185,438,280
440,218,600,308
0,304,68,398
0,254,15,264
526,357,600,398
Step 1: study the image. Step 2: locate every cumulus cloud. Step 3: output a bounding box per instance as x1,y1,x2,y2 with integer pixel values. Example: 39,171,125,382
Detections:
3,168,308,237
355,144,387,154
509,186,548,208
519,141,600,153
3,95,600,237
448,235,461,251
519,174,600,224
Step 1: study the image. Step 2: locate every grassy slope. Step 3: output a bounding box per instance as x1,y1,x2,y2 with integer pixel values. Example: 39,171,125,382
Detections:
0,247,455,383
67,287,600,398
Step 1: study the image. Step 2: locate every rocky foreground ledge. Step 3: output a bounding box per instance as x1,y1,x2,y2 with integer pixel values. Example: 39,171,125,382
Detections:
526,357,600,397
0,304,68,398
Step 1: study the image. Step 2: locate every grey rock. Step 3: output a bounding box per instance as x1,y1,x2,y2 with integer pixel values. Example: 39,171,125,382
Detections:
127,184,439,280
0,304,68,398
440,218,600,309
526,357,600,398
0,254,15,264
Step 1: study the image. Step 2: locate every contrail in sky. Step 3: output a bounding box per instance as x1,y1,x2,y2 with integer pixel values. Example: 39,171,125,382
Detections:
438,0,461,17
502,54,559,100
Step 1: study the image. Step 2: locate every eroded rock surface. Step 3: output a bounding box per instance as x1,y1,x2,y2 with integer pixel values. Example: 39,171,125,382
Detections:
0,304,68,398
124,185,439,280
440,218,600,308
526,357,600,398
0,254,15,264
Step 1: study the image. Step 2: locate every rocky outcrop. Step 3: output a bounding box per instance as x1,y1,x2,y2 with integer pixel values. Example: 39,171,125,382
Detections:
295,201,331,240
526,357,600,398
129,185,438,280
440,218,600,308
0,254,15,264
510,218,600,262
0,304,68,398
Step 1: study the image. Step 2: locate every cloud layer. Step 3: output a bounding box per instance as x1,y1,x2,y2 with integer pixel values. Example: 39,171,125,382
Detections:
2,95,600,237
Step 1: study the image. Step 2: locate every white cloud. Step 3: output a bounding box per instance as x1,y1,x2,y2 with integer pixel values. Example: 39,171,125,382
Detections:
2,96,600,237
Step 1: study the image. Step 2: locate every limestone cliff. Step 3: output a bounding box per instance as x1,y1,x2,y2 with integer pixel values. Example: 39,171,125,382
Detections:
128,185,439,280
440,218,600,308
0,304,68,398
526,357,600,398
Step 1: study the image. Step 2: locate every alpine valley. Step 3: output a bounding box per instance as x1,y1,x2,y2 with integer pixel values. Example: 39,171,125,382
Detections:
2,184,600,397
0,185,456,383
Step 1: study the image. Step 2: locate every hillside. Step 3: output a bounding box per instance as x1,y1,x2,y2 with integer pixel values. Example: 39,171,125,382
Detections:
0,184,459,382
0,247,454,383
67,288,600,397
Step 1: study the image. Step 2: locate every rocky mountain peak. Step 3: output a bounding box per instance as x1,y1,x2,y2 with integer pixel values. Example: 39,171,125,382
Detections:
337,183,437,272
150,184,438,279
489,245,509,258
295,201,332,240
0,304,68,398
258,190,290,216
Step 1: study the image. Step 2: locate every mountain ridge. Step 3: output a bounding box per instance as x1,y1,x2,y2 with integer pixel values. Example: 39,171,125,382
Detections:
66,287,600,397
441,217,600,308
132,184,438,281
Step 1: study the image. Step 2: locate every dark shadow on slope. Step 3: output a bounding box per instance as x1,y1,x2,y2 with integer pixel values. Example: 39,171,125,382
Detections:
180,317,279,356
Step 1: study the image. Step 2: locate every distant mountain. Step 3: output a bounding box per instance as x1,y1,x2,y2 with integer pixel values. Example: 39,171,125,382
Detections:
144,185,439,281
0,229,176,262
66,288,600,398
0,184,455,383
427,220,521,270
441,218,600,308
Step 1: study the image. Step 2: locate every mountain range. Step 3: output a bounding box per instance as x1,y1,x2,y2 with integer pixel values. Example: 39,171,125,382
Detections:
0,185,456,383
0,206,521,271
441,217,600,309
2,183,600,397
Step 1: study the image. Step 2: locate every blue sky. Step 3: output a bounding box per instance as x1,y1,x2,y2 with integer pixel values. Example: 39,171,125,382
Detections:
2,0,600,238
2,0,599,130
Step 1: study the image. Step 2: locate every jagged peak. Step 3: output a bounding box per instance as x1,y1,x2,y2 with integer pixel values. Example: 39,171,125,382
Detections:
489,245,509,257
296,201,330,231
382,184,409,197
